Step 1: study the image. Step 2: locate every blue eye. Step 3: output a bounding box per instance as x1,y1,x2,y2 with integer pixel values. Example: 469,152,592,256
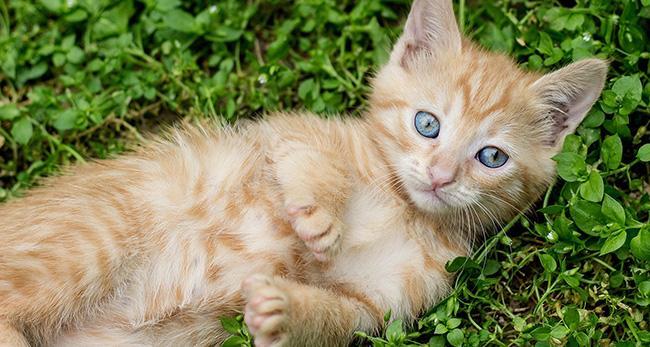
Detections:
414,111,440,138
477,147,508,168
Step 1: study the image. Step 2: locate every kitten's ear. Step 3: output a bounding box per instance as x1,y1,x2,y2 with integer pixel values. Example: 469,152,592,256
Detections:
531,58,608,149
389,0,462,68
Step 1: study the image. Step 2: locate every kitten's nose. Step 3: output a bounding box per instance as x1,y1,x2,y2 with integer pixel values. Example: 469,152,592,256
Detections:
427,165,456,191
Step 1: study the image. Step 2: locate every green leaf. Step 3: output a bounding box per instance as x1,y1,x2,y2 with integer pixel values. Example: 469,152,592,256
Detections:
563,307,580,330
428,335,446,347
570,200,605,233
637,144,650,162
537,31,554,55
92,1,134,39
574,332,590,346
52,53,66,67
219,316,240,335
550,325,570,339
298,78,316,100
539,205,564,214
538,254,557,272
163,9,198,33
66,46,85,64
53,109,79,131
561,273,580,287
61,35,75,50
221,336,245,347
482,259,500,276
213,27,243,42
39,0,62,13
601,195,626,225
434,323,448,334
600,230,627,255
611,74,642,107
447,318,461,329
609,271,625,288
385,319,403,340
446,329,464,347
578,127,600,147
562,134,583,154
601,135,623,170
639,281,650,296
64,9,88,22
383,309,392,322
155,0,180,11
17,63,48,86
531,326,551,341
554,214,574,240
579,171,604,202
513,316,527,332
445,256,478,273
266,39,290,62
479,22,514,53
582,110,605,128
630,229,650,261
11,117,33,145
565,13,584,31
0,104,20,120
553,153,587,182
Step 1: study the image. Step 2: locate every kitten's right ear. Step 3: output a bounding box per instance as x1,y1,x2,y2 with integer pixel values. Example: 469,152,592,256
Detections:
389,0,462,69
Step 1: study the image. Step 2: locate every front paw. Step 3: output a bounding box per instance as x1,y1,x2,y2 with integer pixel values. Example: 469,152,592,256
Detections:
242,274,289,347
287,205,342,262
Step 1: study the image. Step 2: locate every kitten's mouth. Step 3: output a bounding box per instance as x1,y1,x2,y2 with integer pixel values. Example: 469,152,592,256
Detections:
410,186,454,210
421,189,451,206
402,177,456,213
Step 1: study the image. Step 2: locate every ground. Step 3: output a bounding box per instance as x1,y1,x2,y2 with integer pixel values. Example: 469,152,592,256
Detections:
0,0,649,346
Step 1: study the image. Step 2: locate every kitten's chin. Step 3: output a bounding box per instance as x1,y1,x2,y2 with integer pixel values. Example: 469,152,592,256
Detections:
405,185,457,215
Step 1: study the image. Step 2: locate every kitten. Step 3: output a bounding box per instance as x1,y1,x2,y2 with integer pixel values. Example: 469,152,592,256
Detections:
0,0,607,346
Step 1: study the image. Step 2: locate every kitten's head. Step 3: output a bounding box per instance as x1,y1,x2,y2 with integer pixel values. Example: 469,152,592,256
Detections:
369,0,607,223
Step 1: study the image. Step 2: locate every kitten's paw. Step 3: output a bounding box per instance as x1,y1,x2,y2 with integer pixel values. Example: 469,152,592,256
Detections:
287,205,342,262
242,274,289,347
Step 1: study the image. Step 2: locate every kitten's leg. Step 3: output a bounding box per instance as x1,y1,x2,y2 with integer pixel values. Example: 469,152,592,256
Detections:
274,145,351,261
242,274,381,347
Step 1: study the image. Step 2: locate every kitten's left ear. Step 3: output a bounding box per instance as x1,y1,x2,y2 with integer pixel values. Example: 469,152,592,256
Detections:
389,0,462,69
531,58,608,149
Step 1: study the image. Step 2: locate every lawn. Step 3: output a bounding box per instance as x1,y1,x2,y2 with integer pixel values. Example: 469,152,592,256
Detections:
0,0,649,346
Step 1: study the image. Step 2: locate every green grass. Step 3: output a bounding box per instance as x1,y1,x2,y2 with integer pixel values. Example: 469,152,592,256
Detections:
1,0,649,346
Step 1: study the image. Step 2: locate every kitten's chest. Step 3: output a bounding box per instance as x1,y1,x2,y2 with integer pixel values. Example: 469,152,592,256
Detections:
320,187,454,319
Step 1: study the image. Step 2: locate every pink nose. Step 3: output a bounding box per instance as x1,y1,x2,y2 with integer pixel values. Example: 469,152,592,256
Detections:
427,166,455,191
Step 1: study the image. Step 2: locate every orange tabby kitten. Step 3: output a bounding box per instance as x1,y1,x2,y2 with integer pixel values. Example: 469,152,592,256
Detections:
0,0,607,346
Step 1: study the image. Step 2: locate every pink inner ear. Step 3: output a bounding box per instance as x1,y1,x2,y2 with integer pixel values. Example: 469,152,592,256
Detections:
548,84,604,144
391,0,462,68
531,59,608,147
565,87,601,129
